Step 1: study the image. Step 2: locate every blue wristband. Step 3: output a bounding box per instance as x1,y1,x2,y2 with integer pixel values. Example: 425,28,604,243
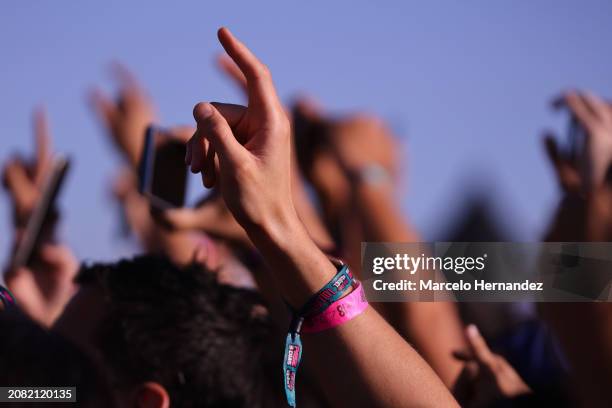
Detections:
282,263,355,407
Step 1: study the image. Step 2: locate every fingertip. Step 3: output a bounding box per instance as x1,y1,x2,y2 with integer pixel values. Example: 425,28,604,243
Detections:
466,324,480,339
33,104,46,119
203,173,213,189
193,102,214,122
551,94,565,110
110,61,136,86
88,87,114,116
190,152,202,173
38,243,65,262
200,172,208,188
564,90,579,103
87,87,100,105
217,27,231,41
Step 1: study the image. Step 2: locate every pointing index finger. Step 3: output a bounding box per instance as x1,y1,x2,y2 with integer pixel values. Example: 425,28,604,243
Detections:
33,107,52,185
217,27,280,111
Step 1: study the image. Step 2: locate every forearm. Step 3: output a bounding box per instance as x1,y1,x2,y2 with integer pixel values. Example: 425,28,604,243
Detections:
540,196,612,406
247,209,338,309
246,213,458,407
393,301,466,387
352,181,419,242
351,181,467,386
539,302,612,406
306,307,459,407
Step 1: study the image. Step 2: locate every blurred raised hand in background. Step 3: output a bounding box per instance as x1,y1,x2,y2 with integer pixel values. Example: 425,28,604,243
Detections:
542,89,612,407
2,109,77,326
453,325,531,408
89,63,158,167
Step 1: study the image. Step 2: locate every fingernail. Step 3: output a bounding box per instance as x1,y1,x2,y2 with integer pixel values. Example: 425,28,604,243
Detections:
467,324,480,338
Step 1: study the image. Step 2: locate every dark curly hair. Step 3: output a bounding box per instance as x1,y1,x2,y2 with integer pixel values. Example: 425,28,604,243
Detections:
0,309,116,407
75,255,280,407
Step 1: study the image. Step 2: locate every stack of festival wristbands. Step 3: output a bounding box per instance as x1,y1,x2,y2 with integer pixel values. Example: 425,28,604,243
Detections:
283,262,369,407
0,285,16,311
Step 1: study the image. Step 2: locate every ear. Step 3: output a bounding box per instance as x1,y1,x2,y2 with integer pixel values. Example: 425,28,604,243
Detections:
135,382,170,408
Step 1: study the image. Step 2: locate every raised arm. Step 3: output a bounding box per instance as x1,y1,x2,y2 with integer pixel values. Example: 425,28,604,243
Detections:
540,90,612,407
185,27,458,407
293,105,467,386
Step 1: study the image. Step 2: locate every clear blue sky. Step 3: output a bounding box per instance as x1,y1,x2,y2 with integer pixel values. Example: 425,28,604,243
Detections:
1,1,611,266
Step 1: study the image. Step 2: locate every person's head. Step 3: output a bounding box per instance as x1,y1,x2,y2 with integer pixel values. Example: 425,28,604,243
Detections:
54,255,276,408
0,309,115,407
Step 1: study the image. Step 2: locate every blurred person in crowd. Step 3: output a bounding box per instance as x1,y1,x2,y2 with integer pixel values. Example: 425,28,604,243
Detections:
54,255,282,407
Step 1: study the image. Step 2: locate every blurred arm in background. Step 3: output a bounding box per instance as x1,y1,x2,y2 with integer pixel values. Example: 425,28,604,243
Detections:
293,101,467,387
540,90,612,407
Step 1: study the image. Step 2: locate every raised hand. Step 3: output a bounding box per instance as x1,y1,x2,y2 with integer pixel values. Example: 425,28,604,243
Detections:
159,192,251,246
453,325,531,408
2,109,77,326
5,244,78,326
546,91,612,193
186,27,294,232
293,101,400,224
90,63,158,167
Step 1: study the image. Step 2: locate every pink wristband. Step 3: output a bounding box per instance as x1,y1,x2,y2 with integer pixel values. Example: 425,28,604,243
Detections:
301,282,368,334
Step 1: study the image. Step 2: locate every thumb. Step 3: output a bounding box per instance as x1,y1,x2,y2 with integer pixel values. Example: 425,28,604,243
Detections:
193,102,246,165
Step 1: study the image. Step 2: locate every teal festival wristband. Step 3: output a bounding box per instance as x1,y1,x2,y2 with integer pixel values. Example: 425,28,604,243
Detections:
282,262,355,407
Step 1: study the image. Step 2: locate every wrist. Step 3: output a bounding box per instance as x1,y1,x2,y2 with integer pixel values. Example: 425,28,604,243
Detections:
346,163,393,195
244,202,302,247
246,207,338,309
